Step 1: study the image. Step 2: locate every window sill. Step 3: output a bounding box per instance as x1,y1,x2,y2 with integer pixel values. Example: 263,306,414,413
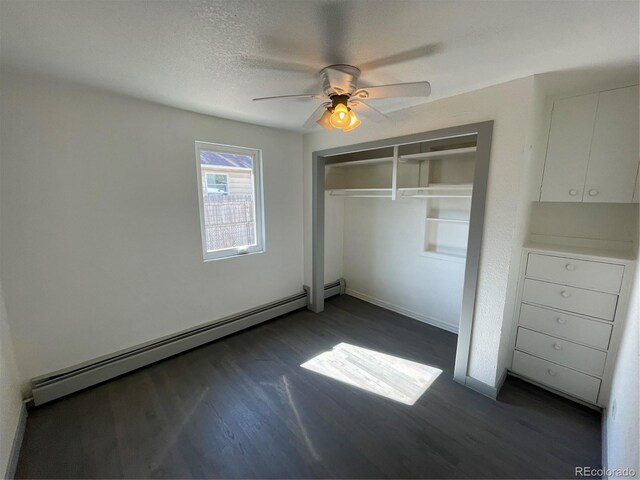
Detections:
203,249,265,263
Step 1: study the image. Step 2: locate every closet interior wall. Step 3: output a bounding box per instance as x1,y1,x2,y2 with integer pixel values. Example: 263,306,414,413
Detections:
324,136,477,333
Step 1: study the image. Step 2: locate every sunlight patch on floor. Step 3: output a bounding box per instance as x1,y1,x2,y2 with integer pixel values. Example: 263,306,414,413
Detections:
301,343,442,405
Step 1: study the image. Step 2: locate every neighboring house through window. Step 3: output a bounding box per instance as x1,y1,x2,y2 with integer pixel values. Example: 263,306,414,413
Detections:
195,141,265,261
205,172,229,194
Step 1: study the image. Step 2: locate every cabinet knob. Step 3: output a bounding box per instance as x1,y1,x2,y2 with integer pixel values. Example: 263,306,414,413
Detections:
548,369,557,376
565,263,576,271
588,189,599,196
560,290,571,298
569,189,578,196
553,343,562,350
556,317,567,324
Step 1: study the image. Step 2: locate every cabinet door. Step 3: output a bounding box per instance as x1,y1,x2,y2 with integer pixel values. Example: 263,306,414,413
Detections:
584,85,640,203
540,94,598,202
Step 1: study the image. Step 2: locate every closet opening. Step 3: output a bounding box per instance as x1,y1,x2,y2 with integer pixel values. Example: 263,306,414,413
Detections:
310,121,494,383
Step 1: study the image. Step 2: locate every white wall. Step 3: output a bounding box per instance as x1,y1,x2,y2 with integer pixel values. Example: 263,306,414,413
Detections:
324,195,345,284
494,75,548,384
304,76,538,386
0,122,23,475
606,259,639,477
0,271,22,476
0,71,304,390
342,197,464,332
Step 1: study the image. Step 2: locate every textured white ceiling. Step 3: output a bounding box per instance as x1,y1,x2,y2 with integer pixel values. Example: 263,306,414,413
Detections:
1,0,638,131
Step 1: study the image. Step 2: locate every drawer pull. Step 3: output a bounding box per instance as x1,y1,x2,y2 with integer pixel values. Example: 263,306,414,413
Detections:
560,290,571,298
553,343,562,350
565,263,576,271
569,189,578,196
555,317,567,325
588,189,599,197
547,369,557,376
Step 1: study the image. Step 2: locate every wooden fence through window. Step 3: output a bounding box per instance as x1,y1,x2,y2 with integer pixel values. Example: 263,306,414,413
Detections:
203,194,256,251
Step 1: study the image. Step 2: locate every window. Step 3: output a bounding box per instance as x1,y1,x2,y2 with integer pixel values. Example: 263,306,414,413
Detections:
195,142,265,261
205,173,229,194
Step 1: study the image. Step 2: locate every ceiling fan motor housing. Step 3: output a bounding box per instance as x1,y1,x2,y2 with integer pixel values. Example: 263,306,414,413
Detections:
330,94,350,111
320,64,361,97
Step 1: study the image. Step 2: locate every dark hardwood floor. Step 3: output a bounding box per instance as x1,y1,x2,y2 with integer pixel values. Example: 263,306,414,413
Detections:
16,295,601,479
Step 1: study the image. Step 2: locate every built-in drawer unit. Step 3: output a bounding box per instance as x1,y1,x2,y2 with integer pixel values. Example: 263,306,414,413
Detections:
526,253,624,292
522,278,618,320
512,351,601,404
519,304,612,350
511,246,634,407
515,327,606,376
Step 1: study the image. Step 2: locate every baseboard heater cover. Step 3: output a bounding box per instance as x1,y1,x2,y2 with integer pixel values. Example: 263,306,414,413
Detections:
31,280,344,406
305,278,345,300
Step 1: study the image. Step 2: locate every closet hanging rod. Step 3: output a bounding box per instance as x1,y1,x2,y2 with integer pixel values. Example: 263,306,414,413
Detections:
398,146,477,163
325,156,394,167
425,217,470,223
328,188,393,198
397,184,472,191
400,194,472,199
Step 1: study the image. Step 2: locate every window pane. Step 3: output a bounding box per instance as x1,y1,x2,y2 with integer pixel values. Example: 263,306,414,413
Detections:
198,148,259,254
214,174,228,185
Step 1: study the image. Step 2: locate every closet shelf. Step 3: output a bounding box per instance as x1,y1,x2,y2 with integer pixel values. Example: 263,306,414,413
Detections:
425,217,470,224
399,146,477,163
328,188,393,198
398,184,473,198
325,157,394,167
421,248,467,263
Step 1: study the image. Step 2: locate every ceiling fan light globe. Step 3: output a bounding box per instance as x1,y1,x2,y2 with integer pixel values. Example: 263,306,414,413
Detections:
342,110,361,132
317,109,334,131
329,103,351,128
329,103,350,128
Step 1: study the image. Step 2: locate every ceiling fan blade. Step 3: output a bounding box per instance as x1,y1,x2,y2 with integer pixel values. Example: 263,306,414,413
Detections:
259,35,318,64
303,103,331,129
240,55,318,74
253,93,325,102
358,43,443,71
352,81,431,100
349,101,388,122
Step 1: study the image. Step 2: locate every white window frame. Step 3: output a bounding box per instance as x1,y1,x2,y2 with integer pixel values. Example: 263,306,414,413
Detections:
195,141,265,261
205,172,229,195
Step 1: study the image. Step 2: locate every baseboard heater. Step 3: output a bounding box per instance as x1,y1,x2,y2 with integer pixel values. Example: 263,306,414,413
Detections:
31,279,345,406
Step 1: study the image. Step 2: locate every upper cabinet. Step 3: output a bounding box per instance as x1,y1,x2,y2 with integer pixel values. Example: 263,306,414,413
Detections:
540,85,640,203
540,93,598,202
584,86,639,203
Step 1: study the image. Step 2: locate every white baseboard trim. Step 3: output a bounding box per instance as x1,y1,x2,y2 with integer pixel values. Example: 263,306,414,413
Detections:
463,375,501,399
495,368,508,397
5,403,27,479
345,288,459,334
601,409,608,476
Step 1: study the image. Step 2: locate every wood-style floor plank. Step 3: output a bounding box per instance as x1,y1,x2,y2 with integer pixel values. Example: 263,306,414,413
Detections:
16,295,601,478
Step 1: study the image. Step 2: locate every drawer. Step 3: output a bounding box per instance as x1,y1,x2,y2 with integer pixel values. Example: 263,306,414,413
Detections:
512,350,601,403
515,327,606,376
526,253,624,293
522,278,618,320
519,303,612,349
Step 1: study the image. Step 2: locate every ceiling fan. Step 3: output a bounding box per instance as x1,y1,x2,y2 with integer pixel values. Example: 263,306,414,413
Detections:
253,64,431,132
